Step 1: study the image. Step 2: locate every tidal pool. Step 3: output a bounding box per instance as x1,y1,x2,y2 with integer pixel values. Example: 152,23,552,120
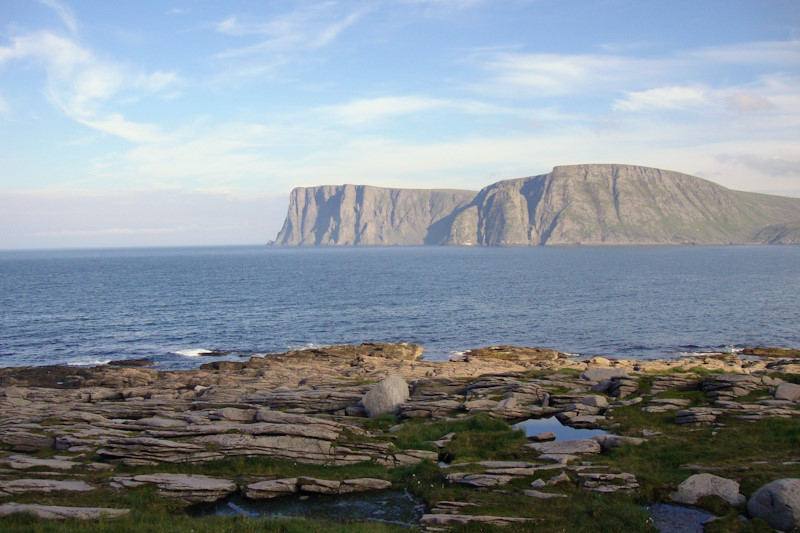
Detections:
646,503,716,533
513,416,608,440
190,490,425,526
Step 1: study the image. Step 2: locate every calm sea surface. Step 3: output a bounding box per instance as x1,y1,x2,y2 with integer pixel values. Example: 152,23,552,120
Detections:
1,245,799,370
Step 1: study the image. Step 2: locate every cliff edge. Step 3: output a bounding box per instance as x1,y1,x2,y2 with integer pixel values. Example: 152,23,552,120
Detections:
274,165,800,246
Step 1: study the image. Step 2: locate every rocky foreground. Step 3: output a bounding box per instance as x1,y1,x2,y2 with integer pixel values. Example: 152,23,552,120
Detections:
0,343,799,532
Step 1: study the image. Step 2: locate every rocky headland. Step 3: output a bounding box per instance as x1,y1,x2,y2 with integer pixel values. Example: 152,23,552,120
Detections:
273,164,800,246
0,343,799,532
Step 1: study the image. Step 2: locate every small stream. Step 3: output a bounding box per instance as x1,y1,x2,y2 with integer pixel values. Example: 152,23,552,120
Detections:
190,490,425,526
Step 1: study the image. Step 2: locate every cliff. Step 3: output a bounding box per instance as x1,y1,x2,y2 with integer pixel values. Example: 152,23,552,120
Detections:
274,165,800,246
274,185,476,245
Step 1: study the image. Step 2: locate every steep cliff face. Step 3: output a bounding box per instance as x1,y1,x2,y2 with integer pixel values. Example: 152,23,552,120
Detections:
274,165,800,246
274,185,477,245
442,164,800,245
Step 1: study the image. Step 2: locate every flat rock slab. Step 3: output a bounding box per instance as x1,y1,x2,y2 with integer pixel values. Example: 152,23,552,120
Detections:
247,477,392,499
421,513,538,527
0,503,129,520
0,455,79,470
670,473,745,505
527,439,602,456
132,473,236,503
446,473,514,488
524,489,567,499
580,368,629,382
0,479,94,495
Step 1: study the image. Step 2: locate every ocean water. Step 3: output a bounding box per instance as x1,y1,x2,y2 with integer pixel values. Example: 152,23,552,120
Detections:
1,245,798,370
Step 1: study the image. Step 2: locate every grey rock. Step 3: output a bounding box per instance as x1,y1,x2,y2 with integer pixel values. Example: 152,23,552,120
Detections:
421,514,538,527
593,435,645,452
246,478,298,499
0,431,53,452
132,473,236,503
524,489,567,499
747,478,800,532
670,473,745,505
446,473,513,488
580,395,609,408
775,383,800,402
362,375,409,417
0,503,129,520
0,479,94,495
580,368,629,382
527,439,601,456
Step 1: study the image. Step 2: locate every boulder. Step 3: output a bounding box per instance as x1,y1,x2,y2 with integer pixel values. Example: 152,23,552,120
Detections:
775,383,800,402
747,478,800,532
670,473,745,505
362,375,409,417
592,435,645,452
580,395,608,408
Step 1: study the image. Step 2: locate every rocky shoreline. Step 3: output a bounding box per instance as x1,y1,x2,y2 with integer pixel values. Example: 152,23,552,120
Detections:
0,343,799,532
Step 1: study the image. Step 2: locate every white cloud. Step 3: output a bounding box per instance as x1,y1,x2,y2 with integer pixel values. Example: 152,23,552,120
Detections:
77,114,168,143
0,31,179,141
727,92,776,113
36,0,77,34
613,86,710,112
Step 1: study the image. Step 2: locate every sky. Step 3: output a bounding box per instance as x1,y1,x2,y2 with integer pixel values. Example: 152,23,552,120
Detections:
1,0,799,249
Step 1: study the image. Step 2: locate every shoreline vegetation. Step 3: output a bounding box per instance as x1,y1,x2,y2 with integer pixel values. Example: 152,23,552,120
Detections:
0,343,799,532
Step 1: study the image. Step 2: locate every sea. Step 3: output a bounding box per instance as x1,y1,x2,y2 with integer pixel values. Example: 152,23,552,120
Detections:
1,245,798,371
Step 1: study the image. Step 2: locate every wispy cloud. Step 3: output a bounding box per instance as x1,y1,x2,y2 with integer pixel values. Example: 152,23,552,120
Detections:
0,31,178,142
214,3,367,59
471,39,800,100
36,0,77,34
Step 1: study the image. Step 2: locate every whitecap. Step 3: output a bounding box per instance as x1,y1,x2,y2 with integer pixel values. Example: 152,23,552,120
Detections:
172,348,213,357
67,359,111,367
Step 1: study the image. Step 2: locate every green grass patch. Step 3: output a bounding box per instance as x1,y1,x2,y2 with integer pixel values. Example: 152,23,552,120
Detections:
392,413,528,462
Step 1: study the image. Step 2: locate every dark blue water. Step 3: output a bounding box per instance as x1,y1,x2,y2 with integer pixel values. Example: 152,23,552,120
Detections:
1,246,798,370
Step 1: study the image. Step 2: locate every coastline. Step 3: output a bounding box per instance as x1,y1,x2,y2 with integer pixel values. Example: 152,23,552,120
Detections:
0,343,798,532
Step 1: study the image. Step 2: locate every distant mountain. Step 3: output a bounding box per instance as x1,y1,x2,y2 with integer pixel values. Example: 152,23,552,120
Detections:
273,164,800,246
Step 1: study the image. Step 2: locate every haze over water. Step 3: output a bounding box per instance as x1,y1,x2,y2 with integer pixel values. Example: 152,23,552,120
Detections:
1,245,798,370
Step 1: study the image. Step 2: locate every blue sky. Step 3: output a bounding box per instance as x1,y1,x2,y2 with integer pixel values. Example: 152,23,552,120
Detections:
1,0,799,248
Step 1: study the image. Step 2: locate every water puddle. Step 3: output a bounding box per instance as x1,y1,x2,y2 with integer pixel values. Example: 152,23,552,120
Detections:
646,503,715,533
513,416,608,440
190,490,425,526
